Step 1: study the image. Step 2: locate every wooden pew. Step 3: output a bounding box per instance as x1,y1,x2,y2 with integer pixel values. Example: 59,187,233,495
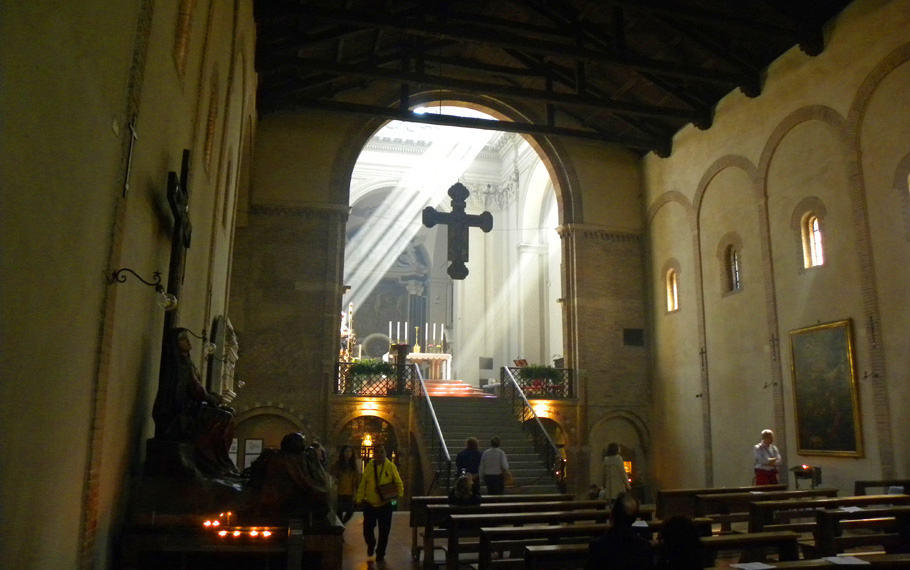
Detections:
750,494,910,534
478,518,712,570
855,479,910,496
522,530,801,570
696,488,838,533
656,483,786,519
707,552,910,568
419,499,604,570
409,493,572,561
814,505,910,556
444,507,610,570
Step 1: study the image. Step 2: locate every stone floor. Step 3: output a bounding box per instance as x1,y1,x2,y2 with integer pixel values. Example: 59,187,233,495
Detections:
341,511,421,570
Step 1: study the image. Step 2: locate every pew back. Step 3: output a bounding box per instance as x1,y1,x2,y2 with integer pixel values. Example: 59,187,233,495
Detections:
656,483,786,519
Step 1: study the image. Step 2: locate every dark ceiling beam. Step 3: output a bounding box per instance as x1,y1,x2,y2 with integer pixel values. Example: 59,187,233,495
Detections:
421,53,548,80
296,6,750,88
648,16,762,97
258,96,668,155
502,49,684,139
520,0,722,117
603,0,798,38
290,57,705,123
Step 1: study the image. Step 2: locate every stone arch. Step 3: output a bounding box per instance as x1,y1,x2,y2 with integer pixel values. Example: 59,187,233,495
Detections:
693,155,760,225
647,190,695,226
842,42,910,477
329,407,407,459
329,91,583,229
588,411,651,491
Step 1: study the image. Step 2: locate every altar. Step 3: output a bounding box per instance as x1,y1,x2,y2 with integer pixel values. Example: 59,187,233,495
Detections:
407,352,451,380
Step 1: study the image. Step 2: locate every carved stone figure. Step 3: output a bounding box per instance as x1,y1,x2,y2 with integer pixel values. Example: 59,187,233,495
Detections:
245,433,331,517
153,327,237,476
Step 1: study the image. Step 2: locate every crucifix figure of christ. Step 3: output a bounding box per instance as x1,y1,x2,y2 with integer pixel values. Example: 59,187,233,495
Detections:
422,182,493,280
153,149,195,438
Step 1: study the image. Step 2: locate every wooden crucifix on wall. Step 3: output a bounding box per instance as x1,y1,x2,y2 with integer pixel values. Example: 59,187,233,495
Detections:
422,182,493,280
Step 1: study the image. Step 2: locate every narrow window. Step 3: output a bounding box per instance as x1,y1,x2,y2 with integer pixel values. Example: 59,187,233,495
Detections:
726,245,742,291
666,269,679,312
803,214,825,267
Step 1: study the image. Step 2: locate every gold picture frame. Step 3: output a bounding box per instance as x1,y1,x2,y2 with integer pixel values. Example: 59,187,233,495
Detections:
789,319,863,457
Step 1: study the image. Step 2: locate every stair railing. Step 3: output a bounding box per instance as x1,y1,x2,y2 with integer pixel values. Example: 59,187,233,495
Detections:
412,363,453,493
500,367,567,492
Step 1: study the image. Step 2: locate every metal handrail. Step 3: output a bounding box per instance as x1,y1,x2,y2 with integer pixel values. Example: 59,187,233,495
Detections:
412,363,453,492
501,367,567,491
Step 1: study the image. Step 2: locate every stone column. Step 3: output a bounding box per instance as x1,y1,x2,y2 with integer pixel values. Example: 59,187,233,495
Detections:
229,203,348,438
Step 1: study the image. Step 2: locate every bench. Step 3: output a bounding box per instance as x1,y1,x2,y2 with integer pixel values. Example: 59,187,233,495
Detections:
655,483,787,519
478,517,712,570
815,505,910,556
707,553,910,568
419,499,603,570
409,493,572,560
695,488,838,533
750,493,910,533
750,494,910,557
522,530,801,570
445,508,610,570
854,479,910,496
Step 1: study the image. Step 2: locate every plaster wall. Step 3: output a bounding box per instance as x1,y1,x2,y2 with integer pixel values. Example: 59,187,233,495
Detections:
0,1,256,567
644,0,910,491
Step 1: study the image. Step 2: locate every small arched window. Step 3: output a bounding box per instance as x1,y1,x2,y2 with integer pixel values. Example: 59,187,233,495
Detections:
726,245,742,291
803,213,825,268
666,268,679,312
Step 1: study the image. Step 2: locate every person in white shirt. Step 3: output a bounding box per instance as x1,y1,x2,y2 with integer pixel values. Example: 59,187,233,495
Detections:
753,429,781,484
478,436,510,495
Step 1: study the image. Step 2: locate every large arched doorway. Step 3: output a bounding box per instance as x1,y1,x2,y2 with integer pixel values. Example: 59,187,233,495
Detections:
341,104,565,386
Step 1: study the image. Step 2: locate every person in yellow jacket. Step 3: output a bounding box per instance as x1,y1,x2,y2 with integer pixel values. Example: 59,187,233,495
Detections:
355,445,404,561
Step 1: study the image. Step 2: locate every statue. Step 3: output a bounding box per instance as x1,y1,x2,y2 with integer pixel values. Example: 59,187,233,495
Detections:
153,327,237,477
244,432,331,518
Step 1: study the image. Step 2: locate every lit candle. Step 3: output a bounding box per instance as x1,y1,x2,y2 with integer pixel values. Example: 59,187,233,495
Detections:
441,324,445,348
388,321,392,340
404,321,408,343
396,321,400,343
425,322,429,349
433,323,437,344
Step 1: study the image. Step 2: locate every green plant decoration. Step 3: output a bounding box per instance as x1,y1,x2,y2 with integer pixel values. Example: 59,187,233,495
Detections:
349,359,395,376
516,364,561,382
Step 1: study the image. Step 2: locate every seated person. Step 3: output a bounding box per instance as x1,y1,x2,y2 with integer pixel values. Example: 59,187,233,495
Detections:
448,472,481,506
585,492,654,570
656,515,704,569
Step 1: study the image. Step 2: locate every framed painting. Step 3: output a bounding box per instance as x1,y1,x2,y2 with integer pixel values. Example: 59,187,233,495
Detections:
789,319,863,456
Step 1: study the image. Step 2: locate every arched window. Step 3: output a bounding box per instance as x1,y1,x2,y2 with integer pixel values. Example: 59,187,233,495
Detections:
802,213,825,267
726,245,742,291
666,268,679,312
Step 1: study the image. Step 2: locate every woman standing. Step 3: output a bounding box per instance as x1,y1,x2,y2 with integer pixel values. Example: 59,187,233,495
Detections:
355,445,403,561
601,442,630,503
331,445,361,523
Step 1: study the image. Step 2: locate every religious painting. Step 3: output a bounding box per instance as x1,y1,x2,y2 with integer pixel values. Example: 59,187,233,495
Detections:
789,319,863,457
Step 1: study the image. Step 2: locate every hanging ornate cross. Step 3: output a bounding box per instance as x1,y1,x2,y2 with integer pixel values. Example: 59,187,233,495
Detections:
422,182,493,280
